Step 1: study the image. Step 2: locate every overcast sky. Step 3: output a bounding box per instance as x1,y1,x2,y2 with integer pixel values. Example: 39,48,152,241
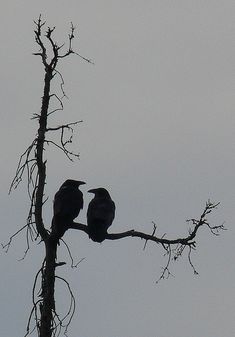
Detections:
0,1,234,337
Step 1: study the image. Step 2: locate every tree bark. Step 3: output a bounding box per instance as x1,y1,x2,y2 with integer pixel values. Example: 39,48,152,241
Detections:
39,239,57,337
35,66,57,337
35,70,53,241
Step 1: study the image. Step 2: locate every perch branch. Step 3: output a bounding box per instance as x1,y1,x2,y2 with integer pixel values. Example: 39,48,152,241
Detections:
69,201,224,281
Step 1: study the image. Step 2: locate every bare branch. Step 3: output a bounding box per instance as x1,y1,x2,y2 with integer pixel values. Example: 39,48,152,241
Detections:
188,245,199,275
54,276,76,335
24,263,44,337
47,93,64,116
9,140,37,193
33,15,48,67
45,139,80,161
60,238,86,268
1,223,29,252
65,51,95,64
69,203,222,249
54,69,68,99
46,120,82,132
70,201,223,281
56,22,94,64
156,244,174,283
70,201,222,246
143,221,157,250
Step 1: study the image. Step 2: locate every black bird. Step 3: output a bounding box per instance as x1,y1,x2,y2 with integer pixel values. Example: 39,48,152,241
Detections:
87,188,115,243
51,179,85,240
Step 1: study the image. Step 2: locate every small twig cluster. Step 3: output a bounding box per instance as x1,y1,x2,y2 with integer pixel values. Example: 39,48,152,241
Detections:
46,120,82,161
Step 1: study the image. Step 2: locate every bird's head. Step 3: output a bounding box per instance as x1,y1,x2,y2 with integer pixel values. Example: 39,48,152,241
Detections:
61,179,86,189
88,187,111,198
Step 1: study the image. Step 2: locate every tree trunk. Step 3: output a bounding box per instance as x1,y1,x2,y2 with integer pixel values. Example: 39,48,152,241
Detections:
36,67,56,337
39,239,57,337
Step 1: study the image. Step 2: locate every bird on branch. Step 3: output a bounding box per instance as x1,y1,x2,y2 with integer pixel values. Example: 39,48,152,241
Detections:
51,179,86,240
87,188,115,243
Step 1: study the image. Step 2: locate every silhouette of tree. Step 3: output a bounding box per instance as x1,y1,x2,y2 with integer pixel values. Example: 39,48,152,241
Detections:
2,16,225,337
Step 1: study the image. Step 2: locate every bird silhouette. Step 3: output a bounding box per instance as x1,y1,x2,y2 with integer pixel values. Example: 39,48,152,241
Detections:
87,188,115,242
51,179,85,241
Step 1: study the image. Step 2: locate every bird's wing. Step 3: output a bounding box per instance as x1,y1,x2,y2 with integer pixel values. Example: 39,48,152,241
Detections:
88,199,115,226
53,189,64,215
53,187,83,218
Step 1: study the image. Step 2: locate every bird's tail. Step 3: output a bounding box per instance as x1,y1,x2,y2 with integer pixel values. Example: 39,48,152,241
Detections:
88,226,107,243
51,215,67,243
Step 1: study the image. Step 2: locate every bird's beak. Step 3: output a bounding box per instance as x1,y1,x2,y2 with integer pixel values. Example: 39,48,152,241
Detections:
88,188,95,193
79,181,86,185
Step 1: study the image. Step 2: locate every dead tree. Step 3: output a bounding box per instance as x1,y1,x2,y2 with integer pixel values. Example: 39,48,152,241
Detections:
3,16,225,337
5,16,92,337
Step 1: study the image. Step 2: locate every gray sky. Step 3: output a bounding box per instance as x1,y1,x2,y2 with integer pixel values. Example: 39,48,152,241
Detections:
0,1,234,336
